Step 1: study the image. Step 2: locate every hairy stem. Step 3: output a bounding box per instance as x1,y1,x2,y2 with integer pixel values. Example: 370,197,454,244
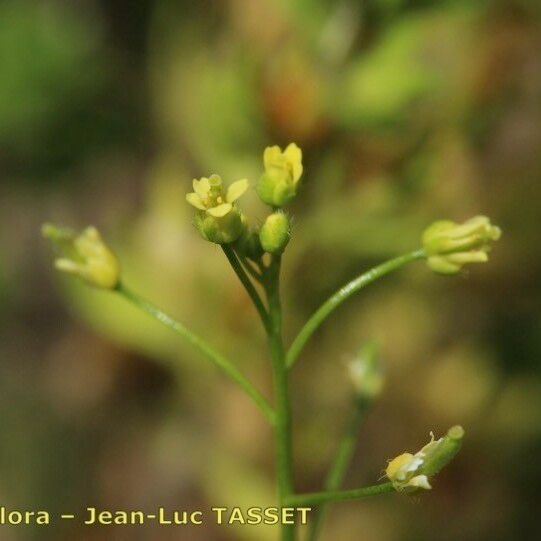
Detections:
265,257,296,541
285,482,394,507
286,250,425,369
116,282,275,425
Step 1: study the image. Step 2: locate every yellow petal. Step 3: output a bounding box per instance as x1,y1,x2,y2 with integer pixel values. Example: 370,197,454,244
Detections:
193,177,210,198
263,145,282,170
186,192,206,210
207,203,232,217
284,143,303,183
226,178,249,203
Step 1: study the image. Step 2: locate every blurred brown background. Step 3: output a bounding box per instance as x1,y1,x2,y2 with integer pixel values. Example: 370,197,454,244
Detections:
1,0,540,539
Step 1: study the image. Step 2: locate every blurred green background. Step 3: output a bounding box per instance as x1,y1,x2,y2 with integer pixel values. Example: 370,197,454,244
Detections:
1,0,540,539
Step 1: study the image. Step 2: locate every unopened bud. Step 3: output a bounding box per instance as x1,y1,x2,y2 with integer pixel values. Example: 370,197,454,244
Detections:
42,224,120,289
347,341,383,402
422,216,501,275
259,212,291,254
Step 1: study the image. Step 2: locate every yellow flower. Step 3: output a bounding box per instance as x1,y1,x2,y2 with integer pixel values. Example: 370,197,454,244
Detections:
186,175,249,244
385,426,464,492
257,143,303,207
186,174,248,217
422,216,501,275
42,224,120,289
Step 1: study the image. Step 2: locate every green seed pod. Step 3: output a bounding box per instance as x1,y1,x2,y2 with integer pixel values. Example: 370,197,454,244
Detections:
421,425,464,477
259,212,291,254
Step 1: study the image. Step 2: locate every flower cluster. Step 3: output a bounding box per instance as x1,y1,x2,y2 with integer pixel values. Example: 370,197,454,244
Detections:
185,143,302,256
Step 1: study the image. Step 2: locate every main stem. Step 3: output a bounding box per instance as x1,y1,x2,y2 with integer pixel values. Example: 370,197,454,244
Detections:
265,256,295,541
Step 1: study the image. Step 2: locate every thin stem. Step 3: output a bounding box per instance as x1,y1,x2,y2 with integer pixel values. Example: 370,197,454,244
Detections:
308,399,369,541
265,256,296,541
285,482,394,507
116,282,275,425
286,250,425,369
222,245,270,332
238,253,263,282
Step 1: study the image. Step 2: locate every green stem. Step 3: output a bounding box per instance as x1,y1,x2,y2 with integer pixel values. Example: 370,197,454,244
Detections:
308,399,369,541
222,245,270,332
265,257,295,541
116,282,275,425
238,253,263,282
286,250,425,369
285,482,395,507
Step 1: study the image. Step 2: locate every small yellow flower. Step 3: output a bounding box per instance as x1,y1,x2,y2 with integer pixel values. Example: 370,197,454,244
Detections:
422,216,501,275
186,174,248,217
186,175,249,244
42,224,120,289
386,452,432,491
385,426,464,492
257,143,303,207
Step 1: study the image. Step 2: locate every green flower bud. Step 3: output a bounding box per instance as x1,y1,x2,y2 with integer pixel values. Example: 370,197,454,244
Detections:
42,224,120,289
422,216,501,275
234,223,264,261
186,175,249,244
347,341,384,402
257,143,303,207
385,425,465,492
259,212,291,254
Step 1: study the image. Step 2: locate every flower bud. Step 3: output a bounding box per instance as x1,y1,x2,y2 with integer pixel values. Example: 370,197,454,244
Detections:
347,341,384,402
42,224,120,289
234,224,264,261
259,212,290,254
186,175,248,244
385,425,465,492
257,143,303,207
422,216,501,275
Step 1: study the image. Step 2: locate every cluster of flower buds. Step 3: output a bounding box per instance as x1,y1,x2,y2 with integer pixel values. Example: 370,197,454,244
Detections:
385,425,465,491
422,216,501,275
185,143,302,257
41,224,120,289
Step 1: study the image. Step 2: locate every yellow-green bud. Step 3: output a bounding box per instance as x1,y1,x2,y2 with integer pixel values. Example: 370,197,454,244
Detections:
385,425,465,492
347,341,384,402
257,143,303,207
259,212,290,254
186,175,249,244
422,216,501,275
42,224,120,289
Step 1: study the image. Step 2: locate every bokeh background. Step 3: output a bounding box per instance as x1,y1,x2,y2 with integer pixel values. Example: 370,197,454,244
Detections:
1,0,540,540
